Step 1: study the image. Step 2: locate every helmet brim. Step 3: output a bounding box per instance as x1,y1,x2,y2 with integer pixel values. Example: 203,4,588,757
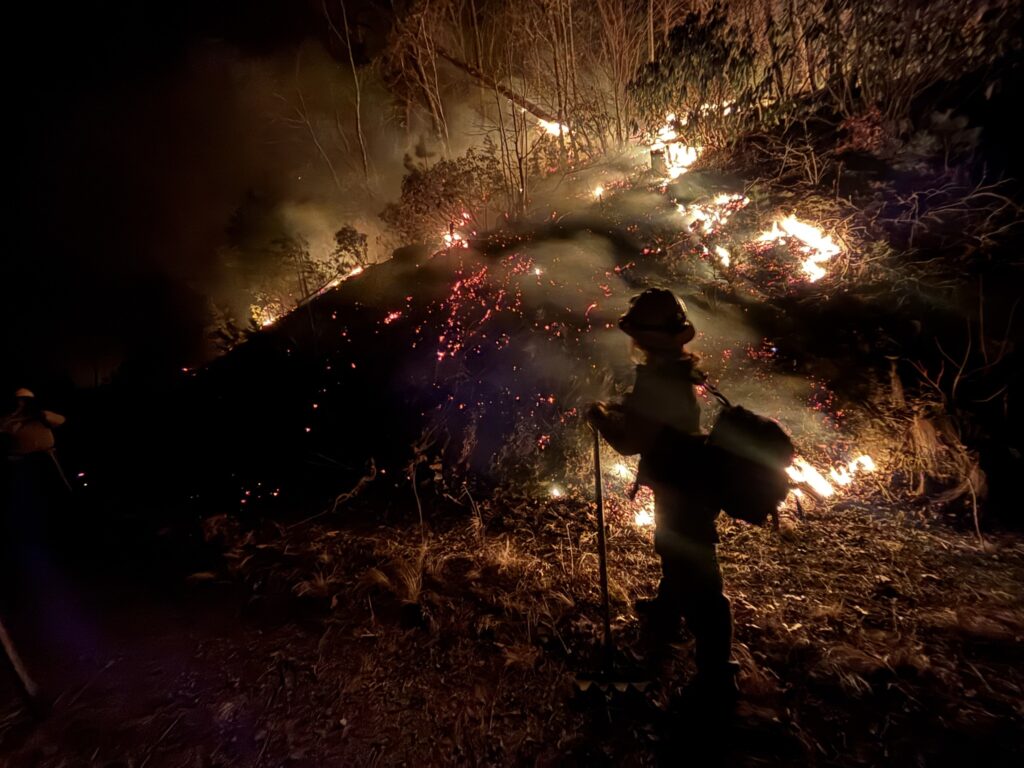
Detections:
621,323,695,350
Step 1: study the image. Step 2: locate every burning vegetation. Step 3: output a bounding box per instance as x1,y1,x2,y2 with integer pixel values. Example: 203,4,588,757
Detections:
4,0,1024,766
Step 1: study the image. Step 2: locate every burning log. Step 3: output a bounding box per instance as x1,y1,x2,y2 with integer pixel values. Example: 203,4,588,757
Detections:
435,47,561,125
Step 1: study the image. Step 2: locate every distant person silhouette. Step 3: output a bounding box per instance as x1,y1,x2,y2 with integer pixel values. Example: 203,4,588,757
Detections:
1,388,68,600
2,388,66,459
0,388,66,714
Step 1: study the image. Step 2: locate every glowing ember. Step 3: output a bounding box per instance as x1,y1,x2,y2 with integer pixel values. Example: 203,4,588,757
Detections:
592,185,604,200
611,462,632,479
714,245,731,267
383,310,402,325
537,118,567,137
634,504,655,527
443,230,468,248
433,261,527,361
549,484,564,498
757,215,842,282
678,194,748,234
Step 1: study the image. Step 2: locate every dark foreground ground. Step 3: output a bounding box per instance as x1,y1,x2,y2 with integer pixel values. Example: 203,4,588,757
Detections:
1,494,1022,767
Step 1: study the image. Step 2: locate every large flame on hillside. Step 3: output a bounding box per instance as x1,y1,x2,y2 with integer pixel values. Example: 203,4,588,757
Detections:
326,265,365,289
250,265,367,330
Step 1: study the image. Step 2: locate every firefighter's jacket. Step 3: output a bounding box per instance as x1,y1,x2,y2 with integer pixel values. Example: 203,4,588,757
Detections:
591,355,720,542
1,410,65,455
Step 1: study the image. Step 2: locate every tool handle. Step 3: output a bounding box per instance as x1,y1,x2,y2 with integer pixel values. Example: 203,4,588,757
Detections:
0,617,41,705
592,428,613,668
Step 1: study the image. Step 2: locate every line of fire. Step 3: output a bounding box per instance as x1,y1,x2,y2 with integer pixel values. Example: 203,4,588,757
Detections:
2,1,1022,765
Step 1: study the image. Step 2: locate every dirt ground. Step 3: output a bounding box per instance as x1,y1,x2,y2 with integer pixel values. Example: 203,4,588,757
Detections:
1,494,1022,767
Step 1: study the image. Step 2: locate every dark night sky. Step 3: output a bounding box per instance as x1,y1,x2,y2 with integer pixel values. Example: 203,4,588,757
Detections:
3,1,327,389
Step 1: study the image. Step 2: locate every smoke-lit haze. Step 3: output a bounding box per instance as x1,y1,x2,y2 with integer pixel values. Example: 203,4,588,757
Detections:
4,0,854,460
2,1,444,389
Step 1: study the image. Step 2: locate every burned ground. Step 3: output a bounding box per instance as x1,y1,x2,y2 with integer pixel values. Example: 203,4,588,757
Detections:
3,124,1023,768
2,492,1021,766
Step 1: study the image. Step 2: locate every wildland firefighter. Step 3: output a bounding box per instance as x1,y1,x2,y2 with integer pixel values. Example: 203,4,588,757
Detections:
1,387,68,594
0,388,68,712
1,388,66,459
587,289,740,706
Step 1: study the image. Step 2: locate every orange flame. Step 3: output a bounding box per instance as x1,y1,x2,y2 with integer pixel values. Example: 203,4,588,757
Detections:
757,215,841,282
786,454,877,499
537,118,567,137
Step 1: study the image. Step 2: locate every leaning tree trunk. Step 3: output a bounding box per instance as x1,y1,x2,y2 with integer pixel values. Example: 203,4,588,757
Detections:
435,46,560,125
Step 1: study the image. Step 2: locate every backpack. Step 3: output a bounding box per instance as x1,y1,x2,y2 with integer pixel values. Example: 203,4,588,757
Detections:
595,372,795,526
703,385,795,525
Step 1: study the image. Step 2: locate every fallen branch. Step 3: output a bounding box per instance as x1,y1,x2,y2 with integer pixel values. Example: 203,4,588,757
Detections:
331,459,378,513
435,46,559,125
288,460,378,529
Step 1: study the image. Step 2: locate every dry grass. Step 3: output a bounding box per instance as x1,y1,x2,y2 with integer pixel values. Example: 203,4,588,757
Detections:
58,487,1024,765
3,486,1021,766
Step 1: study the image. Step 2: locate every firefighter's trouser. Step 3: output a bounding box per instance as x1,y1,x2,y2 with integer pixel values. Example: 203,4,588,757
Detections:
649,528,735,679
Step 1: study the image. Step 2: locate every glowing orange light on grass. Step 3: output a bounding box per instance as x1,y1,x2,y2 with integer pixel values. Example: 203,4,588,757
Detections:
634,503,655,527
785,453,877,499
786,458,835,497
611,462,632,479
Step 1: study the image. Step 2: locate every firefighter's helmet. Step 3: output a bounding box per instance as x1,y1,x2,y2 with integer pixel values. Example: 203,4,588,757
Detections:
14,388,35,399
618,288,695,349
